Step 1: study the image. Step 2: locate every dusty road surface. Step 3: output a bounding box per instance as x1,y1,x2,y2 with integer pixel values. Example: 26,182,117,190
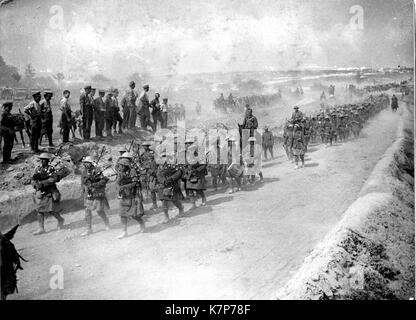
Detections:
9,105,403,300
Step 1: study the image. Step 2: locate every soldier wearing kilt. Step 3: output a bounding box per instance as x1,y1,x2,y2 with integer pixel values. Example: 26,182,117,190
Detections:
156,153,184,223
80,156,110,236
283,122,294,161
185,162,208,209
291,124,306,169
323,116,333,146
226,136,244,194
139,141,159,210
208,164,228,190
116,155,145,239
31,153,65,235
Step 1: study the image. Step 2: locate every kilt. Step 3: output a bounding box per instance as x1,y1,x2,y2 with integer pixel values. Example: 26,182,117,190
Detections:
186,176,206,190
158,184,182,201
33,190,60,213
119,198,139,217
84,197,110,212
292,148,305,156
227,164,244,178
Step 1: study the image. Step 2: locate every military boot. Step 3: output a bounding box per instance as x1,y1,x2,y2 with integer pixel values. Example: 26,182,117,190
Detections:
51,212,65,230
33,213,45,235
133,216,145,232
98,211,110,231
81,214,93,236
163,211,170,224
118,217,128,239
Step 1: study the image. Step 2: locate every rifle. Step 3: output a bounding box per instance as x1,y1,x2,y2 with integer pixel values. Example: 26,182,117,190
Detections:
127,139,134,152
96,146,106,164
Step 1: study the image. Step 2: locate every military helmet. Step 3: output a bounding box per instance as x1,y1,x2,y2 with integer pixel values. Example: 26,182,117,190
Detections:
38,153,52,160
118,146,128,153
82,156,96,164
154,135,163,142
118,158,131,167
185,136,195,144
141,141,152,146
248,137,257,142
2,101,13,109
120,152,134,159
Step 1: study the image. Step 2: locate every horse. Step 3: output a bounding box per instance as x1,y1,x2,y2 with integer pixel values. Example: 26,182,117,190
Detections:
0,225,26,300
0,112,30,153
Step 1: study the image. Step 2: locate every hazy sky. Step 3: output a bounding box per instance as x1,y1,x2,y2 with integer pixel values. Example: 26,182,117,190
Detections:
0,0,413,80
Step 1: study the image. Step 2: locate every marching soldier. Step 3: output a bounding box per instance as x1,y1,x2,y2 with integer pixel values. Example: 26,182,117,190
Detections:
24,91,43,153
39,90,54,147
226,136,244,194
391,94,399,112
291,124,306,169
93,89,106,138
262,126,274,160
1,102,16,164
283,122,294,161
116,153,145,239
80,85,93,140
156,153,184,223
138,141,158,210
31,153,65,235
323,116,333,146
80,156,111,236
184,150,208,209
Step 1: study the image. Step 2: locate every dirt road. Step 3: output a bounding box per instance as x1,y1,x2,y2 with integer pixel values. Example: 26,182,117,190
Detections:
8,103,403,300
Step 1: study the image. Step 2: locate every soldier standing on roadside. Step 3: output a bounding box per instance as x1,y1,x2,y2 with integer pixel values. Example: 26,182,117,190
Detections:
59,90,72,143
1,102,16,164
80,156,111,236
39,90,54,147
121,81,138,129
138,84,153,131
32,153,65,235
93,89,106,139
151,93,162,131
105,91,114,139
112,89,123,135
24,91,43,153
161,98,169,129
80,85,93,140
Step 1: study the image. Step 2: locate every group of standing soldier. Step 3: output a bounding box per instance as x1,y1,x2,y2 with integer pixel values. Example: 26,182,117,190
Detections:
0,82,189,163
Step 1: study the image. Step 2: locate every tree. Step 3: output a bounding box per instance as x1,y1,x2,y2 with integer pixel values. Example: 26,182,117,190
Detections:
91,74,111,87
25,63,36,79
53,72,65,87
0,55,21,86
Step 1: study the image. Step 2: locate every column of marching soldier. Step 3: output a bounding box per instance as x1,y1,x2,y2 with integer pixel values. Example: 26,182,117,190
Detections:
1,89,392,239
